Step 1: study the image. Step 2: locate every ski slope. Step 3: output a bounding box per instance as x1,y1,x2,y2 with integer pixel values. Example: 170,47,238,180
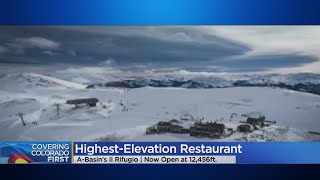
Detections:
0,73,320,142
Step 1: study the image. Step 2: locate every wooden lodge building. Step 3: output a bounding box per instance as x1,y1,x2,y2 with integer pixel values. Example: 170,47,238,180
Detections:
146,121,190,134
190,121,226,138
237,124,251,132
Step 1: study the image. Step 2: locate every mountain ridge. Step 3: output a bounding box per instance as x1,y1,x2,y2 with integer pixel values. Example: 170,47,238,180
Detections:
86,73,320,95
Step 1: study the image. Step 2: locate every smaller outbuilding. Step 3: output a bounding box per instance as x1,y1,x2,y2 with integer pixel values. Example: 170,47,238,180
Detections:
247,116,265,125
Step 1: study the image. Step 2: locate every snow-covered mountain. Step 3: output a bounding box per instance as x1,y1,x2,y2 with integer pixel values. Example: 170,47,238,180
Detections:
0,73,85,92
51,68,119,84
230,73,320,85
86,73,320,95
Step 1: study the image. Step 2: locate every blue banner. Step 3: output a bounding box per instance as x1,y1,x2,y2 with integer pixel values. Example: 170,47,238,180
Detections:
0,0,320,25
73,142,320,164
1,142,320,164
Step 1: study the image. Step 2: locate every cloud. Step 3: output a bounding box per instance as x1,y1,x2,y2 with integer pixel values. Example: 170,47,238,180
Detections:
0,45,8,53
67,49,76,56
42,50,56,56
0,26,319,73
99,58,116,66
0,26,249,66
214,54,318,72
7,37,60,50
203,26,320,58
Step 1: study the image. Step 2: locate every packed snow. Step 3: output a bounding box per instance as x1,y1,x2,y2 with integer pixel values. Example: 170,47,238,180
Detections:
0,73,320,142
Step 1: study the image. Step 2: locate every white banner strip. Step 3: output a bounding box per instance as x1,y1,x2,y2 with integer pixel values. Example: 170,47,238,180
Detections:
73,155,236,164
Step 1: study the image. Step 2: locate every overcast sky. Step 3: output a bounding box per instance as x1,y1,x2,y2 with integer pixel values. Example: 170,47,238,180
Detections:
0,26,319,73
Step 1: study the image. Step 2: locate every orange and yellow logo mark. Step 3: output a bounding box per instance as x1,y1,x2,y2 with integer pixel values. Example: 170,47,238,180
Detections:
8,154,33,164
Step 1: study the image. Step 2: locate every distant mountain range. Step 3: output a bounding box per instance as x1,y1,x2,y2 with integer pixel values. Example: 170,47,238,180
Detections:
1,72,320,96
86,73,320,95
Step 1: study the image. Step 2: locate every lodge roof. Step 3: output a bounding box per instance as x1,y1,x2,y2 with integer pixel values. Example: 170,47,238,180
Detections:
247,116,265,121
157,121,172,126
169,119,182,123
195,122,225,129
157,121,183,129
66,98,99,105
